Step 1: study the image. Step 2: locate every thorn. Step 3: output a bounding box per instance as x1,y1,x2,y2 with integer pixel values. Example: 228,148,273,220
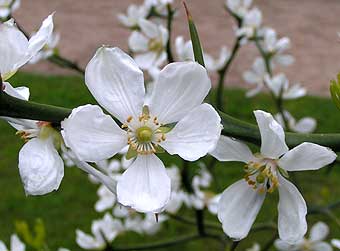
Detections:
155,213,159,223
182,1,192,20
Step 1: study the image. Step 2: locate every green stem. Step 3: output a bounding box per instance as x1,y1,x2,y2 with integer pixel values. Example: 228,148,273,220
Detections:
165,4,175,63
216,37,241,111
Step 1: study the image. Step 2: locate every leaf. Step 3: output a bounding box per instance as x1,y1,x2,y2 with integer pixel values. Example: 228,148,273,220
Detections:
183,1,205,67
330,73,340,111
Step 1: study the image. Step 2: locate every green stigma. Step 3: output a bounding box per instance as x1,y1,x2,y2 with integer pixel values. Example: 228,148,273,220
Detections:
136,126,153,143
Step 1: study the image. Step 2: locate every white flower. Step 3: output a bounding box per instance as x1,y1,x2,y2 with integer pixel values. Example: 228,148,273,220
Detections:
175,36,194,62
211,110,336,242
89,158,122,184
61,47,221,213
76,213,123,250
265,73,306,100
275,111,317,133
204,47,230,72
95,185,117,212
2,83,64,196
141,213,168,235
0,14,54,81
275,221,332,251
246,243,260,251
0,0,20,19
128,19,168,70
226,0,252,18
0,234,25,251
143,0,173,16
236,8,262,41
117,4,148,28
332,239,340,249
243,57,266,97
29,31,60,64
262,28,294,67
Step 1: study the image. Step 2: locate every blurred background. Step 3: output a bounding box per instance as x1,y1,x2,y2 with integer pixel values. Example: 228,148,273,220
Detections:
18,0,340,95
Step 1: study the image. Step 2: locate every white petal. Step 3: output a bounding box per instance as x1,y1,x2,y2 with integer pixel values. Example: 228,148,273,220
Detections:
128,31,148,52
160,103,221,161
76,229,103,250
117,154,171,213
61,105,127,162
275,54,295,66
274,239,301,251
139,19,159,38
11,235,25,251
312,242,333,251
18,138,64,195
148,61,211,124
25,14,54,61
0,242,7,251
85,47,145,123
210,135,254,163
278,143,336,172
277,175,307,243
310,222,329,242
292,117,316,133
134,51,157,70
0,20,28,79
218,180,265,240
3,82,29,100
283,84,306,100
331,239,340,249
254,110,289,159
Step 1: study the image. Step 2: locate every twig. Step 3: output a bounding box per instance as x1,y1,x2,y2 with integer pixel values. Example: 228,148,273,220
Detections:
165,4,175,63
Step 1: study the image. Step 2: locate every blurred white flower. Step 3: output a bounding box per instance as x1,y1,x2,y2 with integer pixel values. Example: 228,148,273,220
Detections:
61,47,221,213
76,213,123,250
29,31,60,64
89,159,122,184
236,8,262,42
143,0,173,16
141,213,168,235
117,4,148,28
95,185,117,212
204,47,230,72
243,57,266,97
275,222,332,251
262,28,294,67
226,0,252,18
175,36,194,62
0,234,25,251
246,243,260,251
2,83,64,196
275,111,317,133
211,110,336,242
0,14,54,81
332,239,340,249
128,19,168,70
265,73,306,100
0,0,20,19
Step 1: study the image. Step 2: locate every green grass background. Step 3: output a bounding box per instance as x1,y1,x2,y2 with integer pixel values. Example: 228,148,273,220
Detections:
0,72,339,250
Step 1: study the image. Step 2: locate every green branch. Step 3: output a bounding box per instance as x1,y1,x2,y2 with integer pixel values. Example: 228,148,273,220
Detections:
165,4,175,63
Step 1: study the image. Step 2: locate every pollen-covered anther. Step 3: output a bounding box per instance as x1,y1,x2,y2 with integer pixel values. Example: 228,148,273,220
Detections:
127,116,133,123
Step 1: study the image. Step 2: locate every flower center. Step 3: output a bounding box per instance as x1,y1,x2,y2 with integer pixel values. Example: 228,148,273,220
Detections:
148,38,163,54
244,155,280,194
122,106,169,156
136,126,153,143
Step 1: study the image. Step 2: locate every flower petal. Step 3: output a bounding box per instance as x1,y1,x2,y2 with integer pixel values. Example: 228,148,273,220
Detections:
278,143,336,172
254,110,289,159
210,135,254,163
11,235,25,251
218,179,266,241
292,117,316,133
148,62,211,124
312,242,333,251
274,239,301,251
128,31,148,52
117,154,171,213
61,104,127,162
18,138,64,195
160,103,221,161
310,222,329,242
277,175,307,243
85,47,145,123
3,82,30,100
0,20,28,79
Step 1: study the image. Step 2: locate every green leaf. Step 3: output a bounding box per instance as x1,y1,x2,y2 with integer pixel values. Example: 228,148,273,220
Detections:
330,73,340,111
126,145,138,160
183,2,205,67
